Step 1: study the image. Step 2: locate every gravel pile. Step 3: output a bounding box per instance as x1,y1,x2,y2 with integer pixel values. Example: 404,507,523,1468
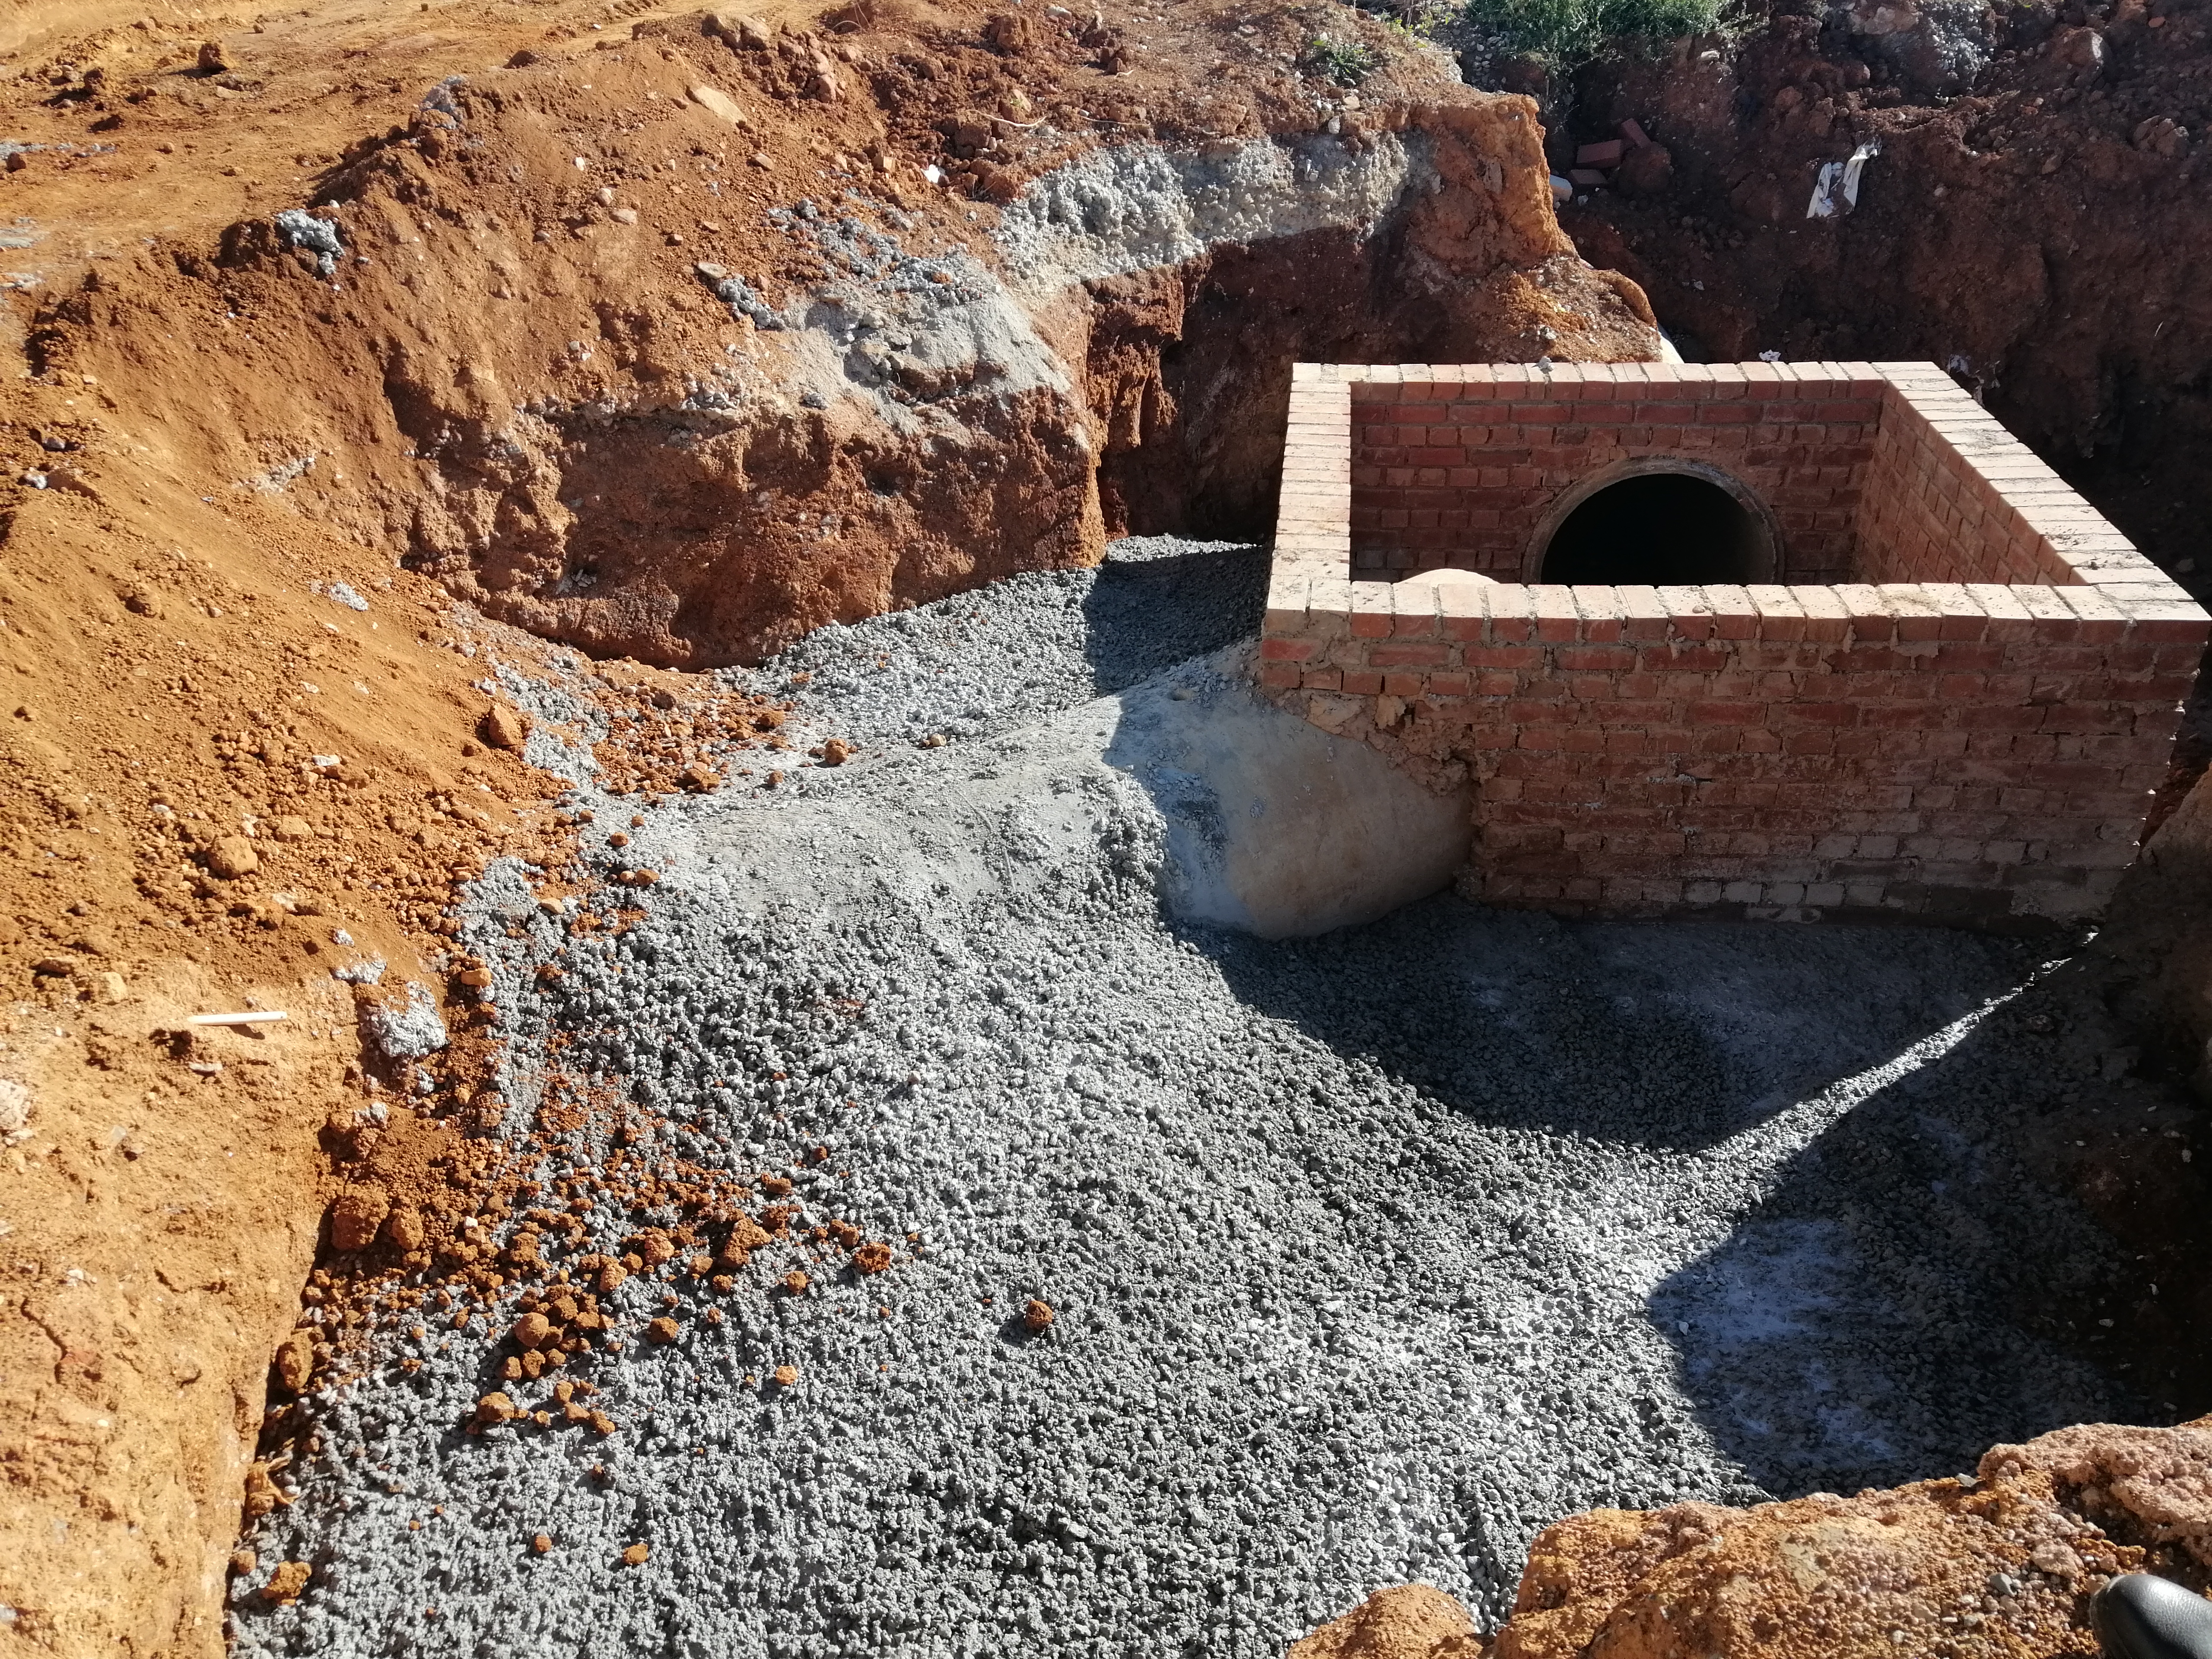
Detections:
232,540,2141,1659
729,535,1268,752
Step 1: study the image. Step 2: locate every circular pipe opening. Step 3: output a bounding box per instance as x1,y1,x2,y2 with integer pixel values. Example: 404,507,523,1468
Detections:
1531,461,1780,586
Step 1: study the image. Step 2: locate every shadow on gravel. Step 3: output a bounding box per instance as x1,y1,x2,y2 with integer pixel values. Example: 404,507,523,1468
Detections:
1203,893,2035,1153
1208,895,2142,1498
1077,538,1269,694
1646,973,2143,1500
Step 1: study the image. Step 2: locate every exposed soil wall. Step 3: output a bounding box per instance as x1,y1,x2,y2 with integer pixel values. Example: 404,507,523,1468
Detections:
31,11,1659,673
0,446,577,1651
1546,0,2212,602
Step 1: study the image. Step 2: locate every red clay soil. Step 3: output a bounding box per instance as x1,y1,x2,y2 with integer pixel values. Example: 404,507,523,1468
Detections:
0,0,1661,1650
1488,1415,2212,1659
10,0,1656,671
1308,1416,2212,1659
1551,0,2212,599
0,470,573,1649
1293,1583,1490,1659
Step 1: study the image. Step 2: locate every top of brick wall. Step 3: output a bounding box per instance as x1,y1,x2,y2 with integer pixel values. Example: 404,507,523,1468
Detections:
1301,358,1882,398
1274,359,2207,633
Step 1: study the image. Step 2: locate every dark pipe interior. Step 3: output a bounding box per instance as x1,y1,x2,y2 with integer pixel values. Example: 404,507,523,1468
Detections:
1540,472,1762,585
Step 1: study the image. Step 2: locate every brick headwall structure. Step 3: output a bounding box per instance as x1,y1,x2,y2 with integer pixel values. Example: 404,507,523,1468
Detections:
1349,362,1878,583
1263,360,2212,926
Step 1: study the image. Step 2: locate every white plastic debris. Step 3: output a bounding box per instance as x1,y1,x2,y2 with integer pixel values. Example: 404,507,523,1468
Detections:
1549,174,1572,204
1807,140,1880,218
187,1010,289,1027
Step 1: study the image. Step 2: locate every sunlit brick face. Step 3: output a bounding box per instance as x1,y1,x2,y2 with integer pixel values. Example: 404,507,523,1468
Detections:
1262,361,2209,927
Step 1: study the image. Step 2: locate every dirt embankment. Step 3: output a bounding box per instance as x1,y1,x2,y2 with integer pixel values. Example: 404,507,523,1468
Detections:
1490,1416,2212,1659
0,403,576,1646
1310,1416,2212,1659
0,0,1659,1649
22,0,1656,673
1548,0,2212,602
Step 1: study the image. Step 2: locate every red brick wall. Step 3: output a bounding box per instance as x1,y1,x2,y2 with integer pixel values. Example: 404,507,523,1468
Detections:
1261,576,2201,922
1263,362,2212,927
1346,362,1878,584
1855,364,2172,593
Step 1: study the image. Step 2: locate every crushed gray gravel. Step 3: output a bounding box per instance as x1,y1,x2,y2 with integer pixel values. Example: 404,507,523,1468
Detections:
232,539,2143,1659
730,535,1268,752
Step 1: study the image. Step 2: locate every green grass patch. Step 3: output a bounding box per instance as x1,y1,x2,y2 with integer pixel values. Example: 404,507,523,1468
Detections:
1302,32,1385,85
1465,0,1726,67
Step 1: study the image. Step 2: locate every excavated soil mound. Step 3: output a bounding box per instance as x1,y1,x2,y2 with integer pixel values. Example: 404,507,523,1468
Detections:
1314,1416,2212,1659
1491,1415,2212,1659
18,0,1654,668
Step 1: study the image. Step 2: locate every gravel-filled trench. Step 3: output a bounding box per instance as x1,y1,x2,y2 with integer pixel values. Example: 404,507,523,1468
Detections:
231,541,2144,1659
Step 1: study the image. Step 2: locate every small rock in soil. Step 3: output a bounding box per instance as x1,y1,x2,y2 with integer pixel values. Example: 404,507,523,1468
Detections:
382,1205,425,1251
480,705,528,750
327,1186,389,1251
475,1392,518,1425
273,1330,315,1395
205,836,259,879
